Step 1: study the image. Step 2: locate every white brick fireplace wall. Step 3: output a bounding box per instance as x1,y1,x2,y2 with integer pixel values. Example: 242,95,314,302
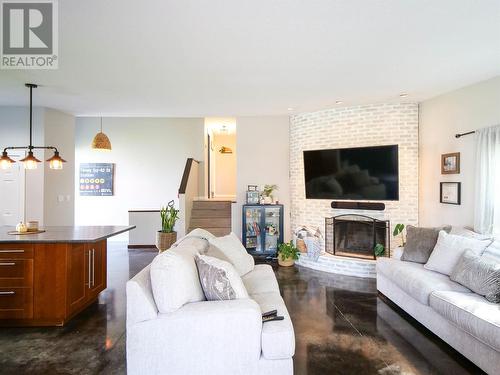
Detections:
290,103,419,252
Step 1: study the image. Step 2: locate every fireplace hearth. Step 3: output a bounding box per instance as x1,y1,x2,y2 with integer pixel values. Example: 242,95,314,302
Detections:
325,214,390,259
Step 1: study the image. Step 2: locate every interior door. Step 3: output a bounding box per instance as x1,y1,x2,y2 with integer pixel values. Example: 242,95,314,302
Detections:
0,153,24,225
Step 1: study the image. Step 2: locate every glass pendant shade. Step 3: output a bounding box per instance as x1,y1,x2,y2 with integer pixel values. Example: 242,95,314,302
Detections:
47,151,66,170
20,151,41,170
0,151,15,169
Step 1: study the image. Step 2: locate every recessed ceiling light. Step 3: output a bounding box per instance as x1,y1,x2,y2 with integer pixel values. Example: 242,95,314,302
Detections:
400,93,408,98
287,107,294,111
335,100,343,105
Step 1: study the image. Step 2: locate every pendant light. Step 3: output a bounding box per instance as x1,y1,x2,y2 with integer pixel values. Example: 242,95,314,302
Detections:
91,117,112,151
1,83,66,170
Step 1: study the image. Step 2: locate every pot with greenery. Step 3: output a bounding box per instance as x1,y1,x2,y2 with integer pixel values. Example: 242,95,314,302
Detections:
262,184,278,204
277,240,300,267
156,200,180,252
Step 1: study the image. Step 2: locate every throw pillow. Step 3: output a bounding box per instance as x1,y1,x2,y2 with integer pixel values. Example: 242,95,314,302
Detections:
401,225,451,263
449,226,493,241
150,248,206,313
195,255,249,301
450,250,500,303
208,232,255,276
424,231,492,275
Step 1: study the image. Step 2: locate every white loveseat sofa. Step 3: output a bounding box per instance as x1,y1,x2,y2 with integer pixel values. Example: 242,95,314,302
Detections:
377,241,500,375
126,236,295,375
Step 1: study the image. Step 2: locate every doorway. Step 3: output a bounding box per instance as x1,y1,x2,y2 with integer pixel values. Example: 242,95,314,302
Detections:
0,152,25,225
205,118,236,200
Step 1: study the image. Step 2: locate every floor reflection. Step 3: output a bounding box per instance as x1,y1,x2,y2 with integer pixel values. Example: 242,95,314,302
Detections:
276,264,483,375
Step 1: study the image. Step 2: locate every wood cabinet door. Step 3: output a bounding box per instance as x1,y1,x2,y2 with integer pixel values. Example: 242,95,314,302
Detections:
88,241,106,299
67,243,89,315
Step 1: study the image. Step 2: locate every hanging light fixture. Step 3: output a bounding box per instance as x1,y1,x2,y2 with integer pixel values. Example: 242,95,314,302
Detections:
91,117,112,151
1,83,66,170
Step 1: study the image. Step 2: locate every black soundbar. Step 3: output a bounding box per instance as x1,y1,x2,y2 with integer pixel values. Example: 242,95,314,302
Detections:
331,201,386,211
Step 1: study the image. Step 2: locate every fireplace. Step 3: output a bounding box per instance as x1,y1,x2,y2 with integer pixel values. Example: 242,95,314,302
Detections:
325,214,390,259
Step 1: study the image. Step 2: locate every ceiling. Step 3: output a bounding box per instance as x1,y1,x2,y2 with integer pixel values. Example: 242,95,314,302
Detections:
0,0,499,117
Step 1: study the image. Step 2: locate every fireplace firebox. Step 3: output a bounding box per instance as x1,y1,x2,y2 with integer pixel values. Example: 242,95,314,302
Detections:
325,214,390,259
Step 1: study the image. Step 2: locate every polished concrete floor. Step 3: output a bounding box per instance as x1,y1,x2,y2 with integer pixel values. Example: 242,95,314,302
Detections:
0,244,483,375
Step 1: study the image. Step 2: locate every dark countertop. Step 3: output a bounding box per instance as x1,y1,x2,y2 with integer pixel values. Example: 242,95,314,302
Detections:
0,226,135,244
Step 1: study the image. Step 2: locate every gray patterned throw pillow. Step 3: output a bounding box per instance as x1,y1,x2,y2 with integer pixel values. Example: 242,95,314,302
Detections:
194,255,249,301
401,225,452,263
450,250,500,303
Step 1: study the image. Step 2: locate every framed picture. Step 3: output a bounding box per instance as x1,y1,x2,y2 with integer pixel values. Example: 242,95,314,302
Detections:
440,182,461,205
441,152,460,174
246,191,260,204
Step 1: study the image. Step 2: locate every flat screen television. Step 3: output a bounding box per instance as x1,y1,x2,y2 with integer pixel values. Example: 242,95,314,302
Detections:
303,145,399,200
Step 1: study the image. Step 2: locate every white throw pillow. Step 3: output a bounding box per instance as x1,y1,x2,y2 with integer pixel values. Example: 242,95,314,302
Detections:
208,232,255,276
449,226,493,241
150,247,205,313
424,231,492,275
195,255,249,300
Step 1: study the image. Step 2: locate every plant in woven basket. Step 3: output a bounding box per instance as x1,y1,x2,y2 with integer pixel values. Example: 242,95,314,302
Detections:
156,200,180,252
277,241,300,266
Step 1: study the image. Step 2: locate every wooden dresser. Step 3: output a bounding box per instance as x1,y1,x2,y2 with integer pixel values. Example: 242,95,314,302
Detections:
0,226,134,326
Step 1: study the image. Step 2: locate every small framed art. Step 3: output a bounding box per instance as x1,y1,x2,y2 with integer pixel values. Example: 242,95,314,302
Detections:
441,152,460,174
440,182,461,205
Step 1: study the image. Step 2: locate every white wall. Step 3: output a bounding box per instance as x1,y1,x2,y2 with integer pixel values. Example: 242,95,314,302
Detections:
213,133,236,197
236,116,291,241
43,108,76,225
290,103,419,250
419,76,500,228
75,117,204,240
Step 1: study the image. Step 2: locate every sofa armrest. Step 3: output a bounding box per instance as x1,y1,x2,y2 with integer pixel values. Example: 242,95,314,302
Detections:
127,299,262,375
126,265,158,326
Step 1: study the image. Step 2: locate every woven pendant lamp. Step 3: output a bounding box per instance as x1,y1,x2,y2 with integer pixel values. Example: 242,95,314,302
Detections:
92,117,112,151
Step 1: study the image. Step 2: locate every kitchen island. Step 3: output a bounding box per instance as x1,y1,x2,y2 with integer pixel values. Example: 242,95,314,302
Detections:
0,226,135,327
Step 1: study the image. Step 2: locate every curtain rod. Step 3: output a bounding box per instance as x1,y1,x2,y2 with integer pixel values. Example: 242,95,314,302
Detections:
455,131,475,139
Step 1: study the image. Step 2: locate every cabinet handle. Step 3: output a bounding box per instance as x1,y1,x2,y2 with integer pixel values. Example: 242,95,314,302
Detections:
0,262,15,266
0,249,24,253
88,250,92,288
91,249,95,287
0,291,15,295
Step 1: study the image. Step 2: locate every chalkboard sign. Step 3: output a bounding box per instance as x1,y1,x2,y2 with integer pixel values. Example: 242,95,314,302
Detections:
79,163,115,196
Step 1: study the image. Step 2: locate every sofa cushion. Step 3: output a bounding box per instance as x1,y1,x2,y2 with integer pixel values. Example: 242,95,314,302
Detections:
195,255,248,301
377,258,470,305
402,225,451,264
242,264,280,295
450,250,500,303
172,236,210,254
250,291,295,360
208,232,255,276
424,231,491,276
449,226,493,240
484,240,500,262
150,247,205,313
429,291,500,351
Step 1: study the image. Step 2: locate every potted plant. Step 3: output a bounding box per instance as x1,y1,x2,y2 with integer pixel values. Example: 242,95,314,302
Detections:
262,184,278,204
156,200,180,252
374,243,385,257
277,240,300,267
393,223,406,246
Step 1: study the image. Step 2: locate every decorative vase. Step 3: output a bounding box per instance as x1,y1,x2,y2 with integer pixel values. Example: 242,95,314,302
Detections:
156,231,177,252
263,196,273,204
278,256,295,267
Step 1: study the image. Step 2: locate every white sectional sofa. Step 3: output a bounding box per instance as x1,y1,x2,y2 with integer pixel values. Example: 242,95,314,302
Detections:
126,235,295,375
377,242,500,375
